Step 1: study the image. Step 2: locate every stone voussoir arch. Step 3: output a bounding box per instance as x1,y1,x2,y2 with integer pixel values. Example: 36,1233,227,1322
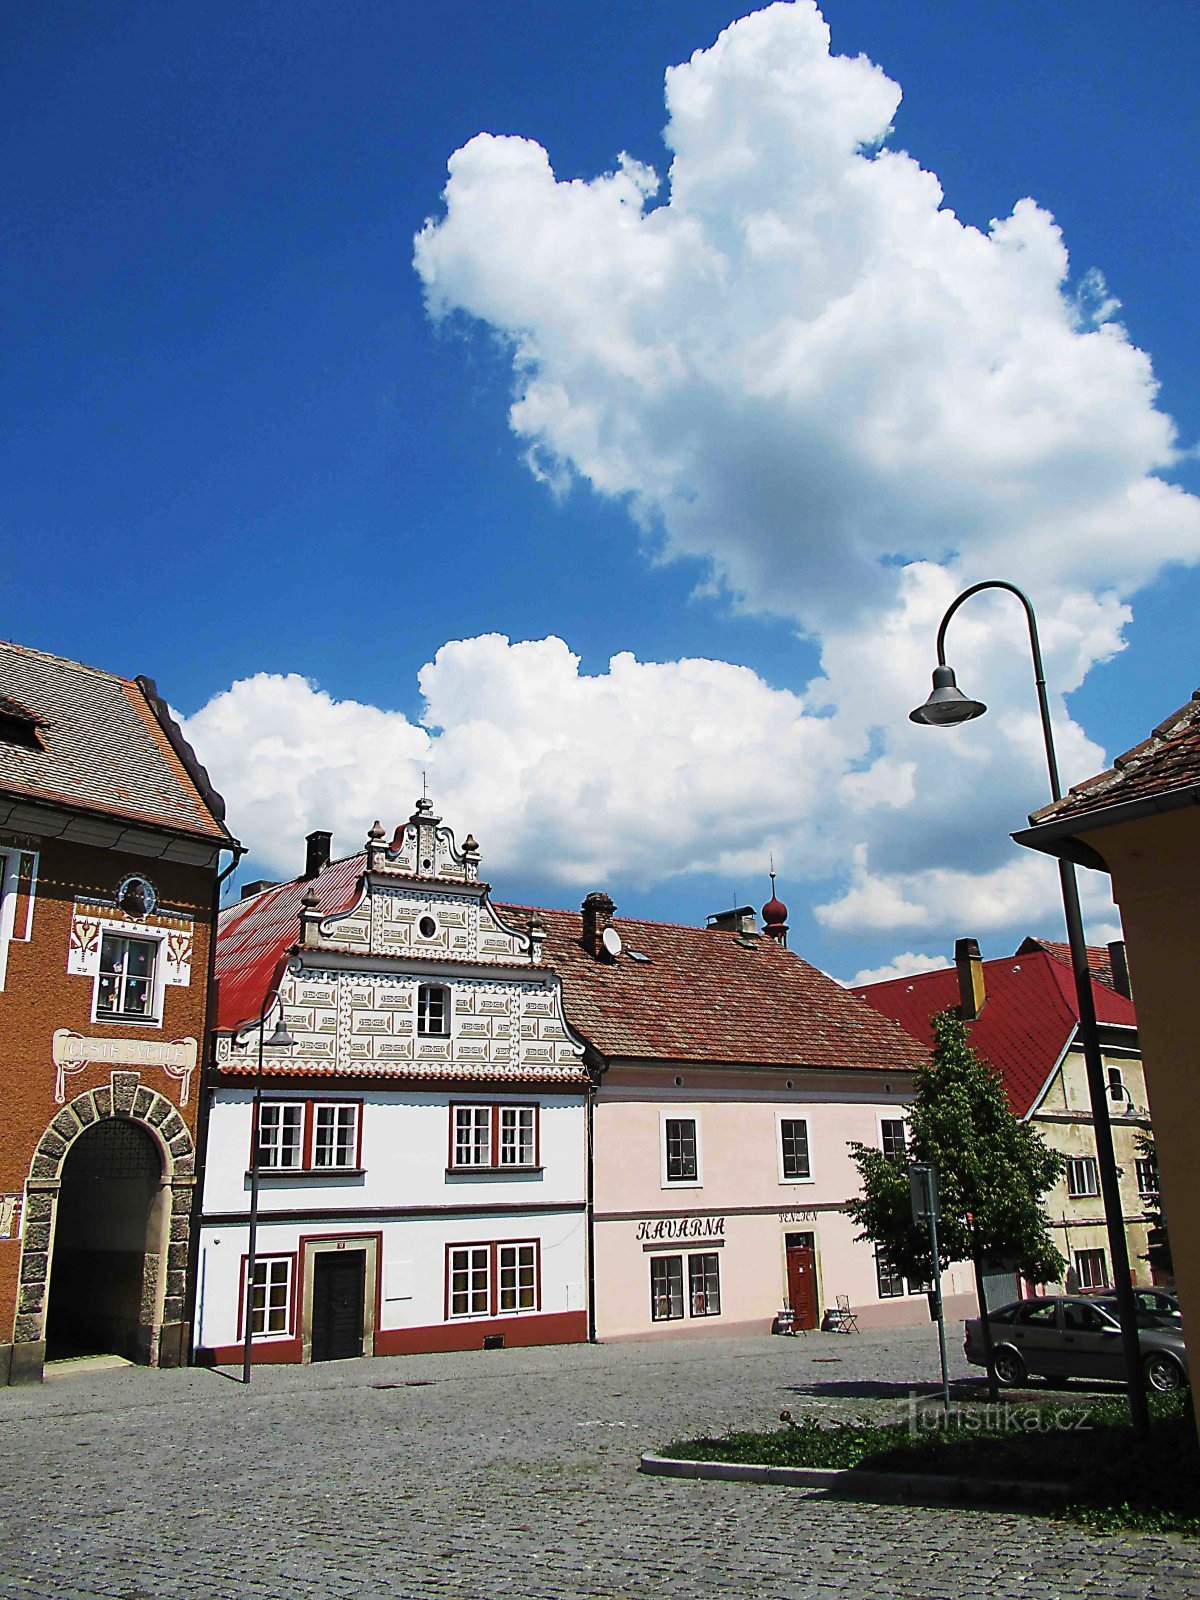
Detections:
15,1071,197,1367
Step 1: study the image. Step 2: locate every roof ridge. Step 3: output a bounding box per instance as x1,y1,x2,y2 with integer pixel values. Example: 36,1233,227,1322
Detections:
0,637,138,687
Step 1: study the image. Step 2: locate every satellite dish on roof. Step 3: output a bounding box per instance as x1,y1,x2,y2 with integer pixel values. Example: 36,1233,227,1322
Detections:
602,926,623,960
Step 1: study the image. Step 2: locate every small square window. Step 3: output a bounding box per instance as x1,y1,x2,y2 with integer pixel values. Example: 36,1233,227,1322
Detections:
880,1119,907,1164
1067,1156,1100,1198
1074,1248,1109,1291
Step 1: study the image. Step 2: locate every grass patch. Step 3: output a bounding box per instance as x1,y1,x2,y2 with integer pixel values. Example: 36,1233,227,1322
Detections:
663,1391,1200,1537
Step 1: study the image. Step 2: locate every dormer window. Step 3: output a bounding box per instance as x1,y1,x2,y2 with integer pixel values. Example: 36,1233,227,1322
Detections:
417,983,450,1036
0,695,47,750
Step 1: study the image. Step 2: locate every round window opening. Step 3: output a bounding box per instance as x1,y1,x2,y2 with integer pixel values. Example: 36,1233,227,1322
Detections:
116,874,157,918
418,915,437,939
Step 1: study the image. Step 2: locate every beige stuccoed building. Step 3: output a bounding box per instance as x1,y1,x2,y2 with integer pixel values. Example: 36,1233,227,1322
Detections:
856,936,1155,1298
1014,689,1200,1438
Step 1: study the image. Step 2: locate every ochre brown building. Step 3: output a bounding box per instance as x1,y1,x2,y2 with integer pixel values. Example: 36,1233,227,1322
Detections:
0,642,238,1384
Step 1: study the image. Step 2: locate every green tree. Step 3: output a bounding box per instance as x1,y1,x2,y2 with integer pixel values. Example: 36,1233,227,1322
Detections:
1137,1133,1172,1281
846,1009,1066,1293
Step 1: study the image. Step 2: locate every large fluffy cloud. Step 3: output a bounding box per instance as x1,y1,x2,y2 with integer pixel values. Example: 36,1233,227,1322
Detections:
409,1,1199,938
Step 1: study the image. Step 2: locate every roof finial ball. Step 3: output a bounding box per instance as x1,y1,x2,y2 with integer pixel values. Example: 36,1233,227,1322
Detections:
762,870,788,947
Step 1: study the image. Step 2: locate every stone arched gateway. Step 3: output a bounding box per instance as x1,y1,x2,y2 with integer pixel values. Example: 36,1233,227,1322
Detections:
14,1072,196,1379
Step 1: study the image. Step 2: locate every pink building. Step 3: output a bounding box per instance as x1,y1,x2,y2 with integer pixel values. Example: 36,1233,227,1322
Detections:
507,890,976,1339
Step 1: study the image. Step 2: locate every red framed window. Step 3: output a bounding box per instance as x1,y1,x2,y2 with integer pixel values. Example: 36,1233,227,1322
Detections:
446,1240,541,1318
448,1103,539,1170
253,1100,363,1172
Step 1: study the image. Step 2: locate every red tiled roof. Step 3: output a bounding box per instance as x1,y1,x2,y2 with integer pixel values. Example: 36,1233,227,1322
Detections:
1030,690,1200,825
1015,937,1115,990
216,860,926,1075
854,951,1136,1116
0,639,232,843
500,904,927,1073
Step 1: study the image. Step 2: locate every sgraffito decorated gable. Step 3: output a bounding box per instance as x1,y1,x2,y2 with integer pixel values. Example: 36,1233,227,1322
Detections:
213,798,585,1086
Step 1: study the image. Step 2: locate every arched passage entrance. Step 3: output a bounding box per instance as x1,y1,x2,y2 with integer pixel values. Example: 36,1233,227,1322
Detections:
45,1119,163,1361
10,1075,198,1383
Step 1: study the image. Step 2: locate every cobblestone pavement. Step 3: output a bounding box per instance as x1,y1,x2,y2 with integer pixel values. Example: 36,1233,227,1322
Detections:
2,1325,1196,1600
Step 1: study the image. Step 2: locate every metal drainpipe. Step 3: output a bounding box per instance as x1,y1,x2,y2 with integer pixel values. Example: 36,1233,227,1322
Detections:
585,1050,606,1344
182,842,245,1367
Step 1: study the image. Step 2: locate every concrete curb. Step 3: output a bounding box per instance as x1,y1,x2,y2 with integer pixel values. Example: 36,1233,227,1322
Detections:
639,1453,1074,1507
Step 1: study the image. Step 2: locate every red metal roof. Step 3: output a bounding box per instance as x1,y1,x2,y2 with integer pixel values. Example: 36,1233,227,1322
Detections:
1031,689,1200,825
500,904,927,1073
216,853,365,1030
216,861,926,1076
854,951,1136,1116
1015,936,1116,990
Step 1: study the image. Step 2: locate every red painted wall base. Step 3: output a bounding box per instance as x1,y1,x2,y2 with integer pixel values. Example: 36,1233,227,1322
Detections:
195,1309,586,1367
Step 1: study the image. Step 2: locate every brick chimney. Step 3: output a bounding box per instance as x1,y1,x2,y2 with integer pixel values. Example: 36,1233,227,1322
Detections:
1108,939,1133,1000
955,937,986,1021
305,830,332,879
581,892,616,958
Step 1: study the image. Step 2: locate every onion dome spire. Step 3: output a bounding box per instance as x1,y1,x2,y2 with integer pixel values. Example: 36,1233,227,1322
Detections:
762,868,788,947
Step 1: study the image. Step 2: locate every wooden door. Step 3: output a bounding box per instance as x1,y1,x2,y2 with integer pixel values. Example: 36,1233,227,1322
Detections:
311,1250,365,1363
785,1234,819,1331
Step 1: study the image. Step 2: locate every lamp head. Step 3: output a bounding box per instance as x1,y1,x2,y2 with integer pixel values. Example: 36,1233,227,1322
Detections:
909,664,987,727
265,1018,296,1049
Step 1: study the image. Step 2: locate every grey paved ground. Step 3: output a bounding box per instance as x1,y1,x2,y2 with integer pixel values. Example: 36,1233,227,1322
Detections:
1,1325,1195,1599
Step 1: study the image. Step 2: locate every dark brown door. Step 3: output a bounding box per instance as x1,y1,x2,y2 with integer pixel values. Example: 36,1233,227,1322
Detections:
311,1250,365,1363
785,1233,819,1330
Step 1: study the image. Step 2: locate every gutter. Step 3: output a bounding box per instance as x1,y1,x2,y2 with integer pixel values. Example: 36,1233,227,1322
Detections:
1013,780,1200,870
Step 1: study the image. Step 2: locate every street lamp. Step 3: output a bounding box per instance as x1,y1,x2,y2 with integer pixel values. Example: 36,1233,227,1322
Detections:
242,1009,296,1385
910,578,1149,1435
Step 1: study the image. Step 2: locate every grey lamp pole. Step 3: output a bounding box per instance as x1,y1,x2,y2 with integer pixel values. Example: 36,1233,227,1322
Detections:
242,1009,296,1386
910,578,1149,1436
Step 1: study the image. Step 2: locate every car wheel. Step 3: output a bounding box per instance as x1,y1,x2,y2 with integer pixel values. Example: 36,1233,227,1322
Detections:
1144,1352,1188,1394
992,1347,1026,1387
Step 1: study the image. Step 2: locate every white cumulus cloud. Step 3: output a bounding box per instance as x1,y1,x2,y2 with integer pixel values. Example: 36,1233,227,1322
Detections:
410,0,1199,943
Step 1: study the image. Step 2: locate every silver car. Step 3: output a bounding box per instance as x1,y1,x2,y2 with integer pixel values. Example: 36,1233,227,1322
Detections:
964,1294,1189,1394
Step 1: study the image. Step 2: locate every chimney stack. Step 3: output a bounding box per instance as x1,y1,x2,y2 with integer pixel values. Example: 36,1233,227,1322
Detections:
305,830,332,879
1108,939,1133,1001
581,891,616,958
955,937,986,1021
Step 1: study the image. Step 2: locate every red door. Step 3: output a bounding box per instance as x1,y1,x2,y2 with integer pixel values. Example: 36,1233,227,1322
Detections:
785,1234,819,1330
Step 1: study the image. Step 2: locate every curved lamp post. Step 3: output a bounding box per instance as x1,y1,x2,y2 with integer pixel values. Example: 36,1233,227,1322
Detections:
910,579,1149,1435
242,1009,296,1385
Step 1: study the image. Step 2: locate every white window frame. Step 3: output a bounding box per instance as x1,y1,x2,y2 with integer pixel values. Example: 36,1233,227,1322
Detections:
93,929,163,1025
496,1241,538,1313
1135,1156,1159,1198
1066,1155,1100,1198
452,1105,493,1169
0,847,37,990
660,1113,702,1188
450,1103,539,1170
417,982,451,1037
1074,1247,1109,1291
256,1101,305,1170
245,1255,293,1340
447,1244,492,1319
688,1251,721,1317
312,1102,359,1170
777,1115,813,1183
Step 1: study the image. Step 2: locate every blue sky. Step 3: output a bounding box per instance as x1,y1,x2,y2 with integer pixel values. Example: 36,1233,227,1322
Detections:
4,2,1197,981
